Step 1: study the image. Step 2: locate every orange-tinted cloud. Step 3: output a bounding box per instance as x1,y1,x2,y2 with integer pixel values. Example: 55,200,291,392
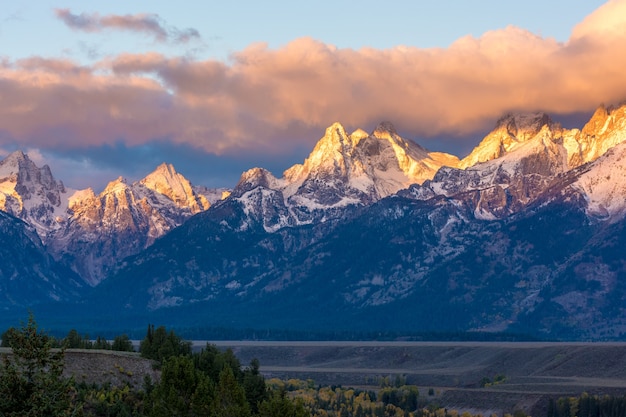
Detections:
54,9,200,44
2,2,626,159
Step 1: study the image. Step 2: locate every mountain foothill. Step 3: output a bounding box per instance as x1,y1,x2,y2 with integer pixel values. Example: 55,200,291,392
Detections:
2,103,626,340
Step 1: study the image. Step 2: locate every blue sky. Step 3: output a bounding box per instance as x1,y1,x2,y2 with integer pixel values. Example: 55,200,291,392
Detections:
0,1,622,190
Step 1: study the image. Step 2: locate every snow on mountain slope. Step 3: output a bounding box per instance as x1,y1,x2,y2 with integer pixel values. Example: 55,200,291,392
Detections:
459,112,557,168
230,121,459,232
564,103,626,168
193,186,231,205
403,126,569,219
571,141,626,222
0,151,72,241
139,163,210,214
284,121,459,201
0,151,229,286
47,163,225,286
416,105,626,220
460,104,626,172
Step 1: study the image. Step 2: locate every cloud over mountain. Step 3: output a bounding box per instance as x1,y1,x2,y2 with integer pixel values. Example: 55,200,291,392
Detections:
1,2,625,172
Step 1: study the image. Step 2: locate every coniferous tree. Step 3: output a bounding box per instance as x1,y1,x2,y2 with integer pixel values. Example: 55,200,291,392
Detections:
148,355,213,417
0,313,80,416
111,334,134,352
212,366,251,417
243,358,268,413
139,324,190,363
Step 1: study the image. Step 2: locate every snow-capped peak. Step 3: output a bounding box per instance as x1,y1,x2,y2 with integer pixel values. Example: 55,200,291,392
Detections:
280,121,458,195
460,111,556,169
372,121,399,140
229,121,460,233
496,112,553,139
103,177,129,194
0,151,71,241
235,167,281,195
564,103,626,168
139,163,209,213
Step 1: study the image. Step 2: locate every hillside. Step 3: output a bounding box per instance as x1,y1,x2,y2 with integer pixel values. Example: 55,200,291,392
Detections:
213,341,626,416
0,347,158,389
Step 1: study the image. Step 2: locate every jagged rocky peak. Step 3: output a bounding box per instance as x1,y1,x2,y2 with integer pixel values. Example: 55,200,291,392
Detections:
0,150,70,240
581,104,610,137
313,122,360,159
565,103,626,168
496,112,553,140
350,128,369,141
372,121,399,139
1,150,27,167
460,111,559,169
283,122,362,183
103,176,129,194
0,151,63,191
580,102,626,139
68,188,97,212
234,167,280,195
139,163,208,213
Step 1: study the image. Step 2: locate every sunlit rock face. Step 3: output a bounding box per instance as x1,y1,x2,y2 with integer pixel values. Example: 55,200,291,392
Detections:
0,151,71,241
45,164,225,286
92,104,626,342
459,112,560,169
564,104,626,168
232,121,459,233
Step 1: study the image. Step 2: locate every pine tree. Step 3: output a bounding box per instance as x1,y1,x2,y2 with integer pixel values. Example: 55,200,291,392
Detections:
0,313,81,416
148,355,213,417
213,366,251,417
243,358,268,413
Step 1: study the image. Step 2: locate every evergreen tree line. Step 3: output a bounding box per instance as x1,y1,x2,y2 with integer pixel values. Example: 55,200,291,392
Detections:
547,393,626,417
1,325,134,352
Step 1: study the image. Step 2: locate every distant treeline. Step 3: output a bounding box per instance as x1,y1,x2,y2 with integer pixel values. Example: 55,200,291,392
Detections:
173,327,542,342
1,326,135,352
548,394,626,417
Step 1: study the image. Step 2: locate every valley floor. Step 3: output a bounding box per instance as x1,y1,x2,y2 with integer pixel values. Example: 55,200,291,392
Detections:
204,341,626,416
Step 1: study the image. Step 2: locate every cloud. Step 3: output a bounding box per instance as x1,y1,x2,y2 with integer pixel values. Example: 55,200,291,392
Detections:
2,2,626,174
54,8,200,44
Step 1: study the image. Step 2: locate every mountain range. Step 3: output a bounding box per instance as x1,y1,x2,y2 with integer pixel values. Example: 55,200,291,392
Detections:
1,103,626,340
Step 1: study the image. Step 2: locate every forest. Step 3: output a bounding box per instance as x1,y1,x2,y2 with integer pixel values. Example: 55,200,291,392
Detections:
1,315,625,417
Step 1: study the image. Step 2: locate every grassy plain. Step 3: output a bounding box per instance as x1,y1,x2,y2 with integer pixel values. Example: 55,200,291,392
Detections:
207,341,626,415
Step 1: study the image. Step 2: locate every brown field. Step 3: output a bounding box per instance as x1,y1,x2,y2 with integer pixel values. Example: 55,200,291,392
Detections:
205,341,626,416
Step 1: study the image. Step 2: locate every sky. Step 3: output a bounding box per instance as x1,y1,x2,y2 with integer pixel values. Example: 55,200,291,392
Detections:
1,0,624,191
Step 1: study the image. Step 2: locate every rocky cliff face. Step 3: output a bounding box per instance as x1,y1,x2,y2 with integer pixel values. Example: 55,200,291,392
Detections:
4,103,626,340
231,121,459,232
564,104,626,168
459,112,558,168
46,165,223,286
402,124,569,219
0,151,71,241
0,153,225,287
87,103,626,340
